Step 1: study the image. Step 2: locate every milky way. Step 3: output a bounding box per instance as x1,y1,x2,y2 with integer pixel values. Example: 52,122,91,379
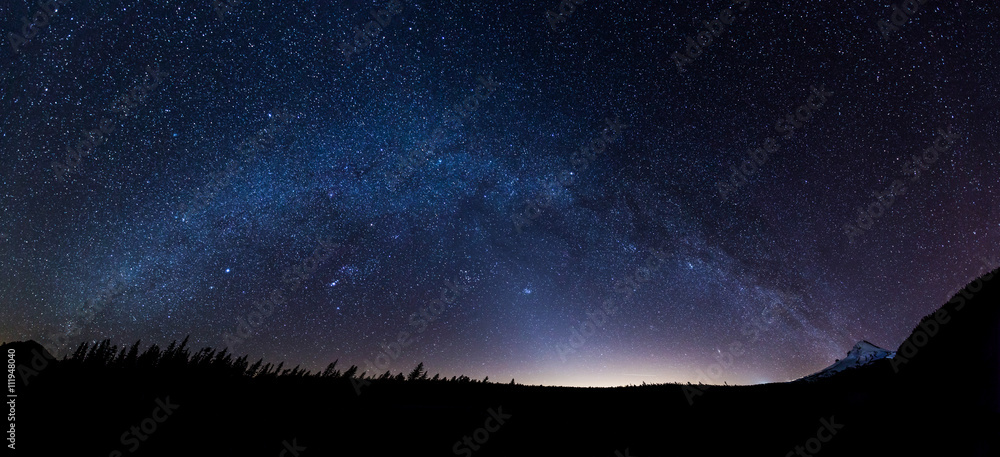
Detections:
1,0,998,387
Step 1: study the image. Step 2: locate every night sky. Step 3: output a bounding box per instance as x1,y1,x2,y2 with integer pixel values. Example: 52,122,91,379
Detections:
1,0,998,387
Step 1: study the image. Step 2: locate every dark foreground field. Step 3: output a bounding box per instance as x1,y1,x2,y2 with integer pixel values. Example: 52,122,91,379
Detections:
6,268,999,456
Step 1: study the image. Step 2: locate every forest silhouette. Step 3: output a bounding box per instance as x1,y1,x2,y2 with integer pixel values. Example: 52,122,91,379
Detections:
5,267,999,456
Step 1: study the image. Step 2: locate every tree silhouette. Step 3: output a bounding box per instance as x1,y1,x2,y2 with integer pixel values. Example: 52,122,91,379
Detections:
408,362,428,381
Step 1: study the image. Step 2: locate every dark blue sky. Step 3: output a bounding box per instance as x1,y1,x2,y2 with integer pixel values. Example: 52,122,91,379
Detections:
1,0,998,386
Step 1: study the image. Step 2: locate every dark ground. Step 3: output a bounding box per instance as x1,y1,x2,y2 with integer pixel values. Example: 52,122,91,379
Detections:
6,267,999,456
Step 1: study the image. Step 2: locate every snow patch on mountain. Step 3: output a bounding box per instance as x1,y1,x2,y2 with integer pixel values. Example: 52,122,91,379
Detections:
799,340,896,381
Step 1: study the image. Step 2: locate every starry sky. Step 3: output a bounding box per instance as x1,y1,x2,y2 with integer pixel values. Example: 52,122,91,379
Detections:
1,0,998,387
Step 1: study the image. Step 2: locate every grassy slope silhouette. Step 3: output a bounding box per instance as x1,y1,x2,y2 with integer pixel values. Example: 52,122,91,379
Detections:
4,267,999,456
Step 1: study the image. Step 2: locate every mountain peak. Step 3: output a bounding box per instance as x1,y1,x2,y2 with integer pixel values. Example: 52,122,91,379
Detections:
799,340,896,382
851,340,887,354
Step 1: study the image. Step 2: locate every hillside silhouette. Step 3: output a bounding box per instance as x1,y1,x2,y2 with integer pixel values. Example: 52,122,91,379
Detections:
5,267,999,456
